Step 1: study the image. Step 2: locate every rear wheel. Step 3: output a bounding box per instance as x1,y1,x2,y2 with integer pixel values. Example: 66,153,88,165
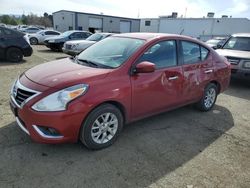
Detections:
80,104,124,150
29,37,38,45
196,83,218,111
6,47,23,62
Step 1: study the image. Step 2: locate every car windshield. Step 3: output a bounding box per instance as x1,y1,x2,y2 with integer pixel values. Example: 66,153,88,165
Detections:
223,37,250,51
86,33,104,41
77,37,145,68
60,31,74,37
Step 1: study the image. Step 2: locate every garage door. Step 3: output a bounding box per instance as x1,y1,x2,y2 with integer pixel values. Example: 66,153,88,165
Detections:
89,17,103,29
120,21,131,33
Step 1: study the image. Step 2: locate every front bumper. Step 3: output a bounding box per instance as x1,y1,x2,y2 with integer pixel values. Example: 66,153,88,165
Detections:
44,42,64,50
230,64,250,79
9,80,90,144
23,46,33,57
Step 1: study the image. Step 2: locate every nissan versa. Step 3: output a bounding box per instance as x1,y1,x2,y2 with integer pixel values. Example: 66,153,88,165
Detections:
10,33,231,150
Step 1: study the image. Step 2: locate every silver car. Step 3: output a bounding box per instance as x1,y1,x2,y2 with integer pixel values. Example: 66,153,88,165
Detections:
63,33,113,56
27,30,61,45
216,33,250,79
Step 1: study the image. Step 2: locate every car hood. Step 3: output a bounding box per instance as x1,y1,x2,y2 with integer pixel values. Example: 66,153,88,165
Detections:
24,58,112,88
216,49,250,59
66,40,87,44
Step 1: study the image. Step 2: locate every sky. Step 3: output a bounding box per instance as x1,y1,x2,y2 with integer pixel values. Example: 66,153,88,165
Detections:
0,0,250,19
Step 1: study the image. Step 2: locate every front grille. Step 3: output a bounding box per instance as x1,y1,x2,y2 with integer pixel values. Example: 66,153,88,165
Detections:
15,88,36,106
66,44,72,49
11,80,39,107
226,57,240,65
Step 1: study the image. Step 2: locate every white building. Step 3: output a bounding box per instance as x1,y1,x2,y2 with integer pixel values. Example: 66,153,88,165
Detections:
141,16,250,41
53,10,140,33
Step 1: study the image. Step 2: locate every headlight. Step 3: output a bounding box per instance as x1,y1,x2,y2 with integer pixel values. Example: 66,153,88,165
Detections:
49,39,55,43
243,61,250,69
72,44,79,50
32,84,88,112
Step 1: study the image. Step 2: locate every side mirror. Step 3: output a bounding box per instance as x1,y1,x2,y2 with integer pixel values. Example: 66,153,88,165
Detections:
134,61,155,73
216,44,222,49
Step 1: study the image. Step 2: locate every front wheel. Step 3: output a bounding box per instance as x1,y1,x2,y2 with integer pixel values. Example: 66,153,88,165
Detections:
196,83,218,111
6,47,23,62
80,104,124,150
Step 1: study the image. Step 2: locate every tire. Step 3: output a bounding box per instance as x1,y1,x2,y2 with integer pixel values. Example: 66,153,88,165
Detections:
80,104,124,150
6,47,23,62
196,83,218,111
29,37,38,45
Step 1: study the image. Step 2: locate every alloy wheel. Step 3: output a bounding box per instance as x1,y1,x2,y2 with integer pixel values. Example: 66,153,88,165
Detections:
91,112,118,144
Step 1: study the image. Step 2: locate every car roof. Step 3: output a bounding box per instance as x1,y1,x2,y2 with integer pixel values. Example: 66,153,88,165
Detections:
232,33,250,37
113,32,194,41
0,26,24,36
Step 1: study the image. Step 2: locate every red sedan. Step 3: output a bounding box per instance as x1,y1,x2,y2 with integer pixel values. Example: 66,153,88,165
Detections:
10,33,231,149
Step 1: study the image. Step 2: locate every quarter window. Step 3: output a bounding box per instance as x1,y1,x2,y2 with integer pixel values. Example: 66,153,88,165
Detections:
201,46,209,60
181,41,201,64
138,40,177,69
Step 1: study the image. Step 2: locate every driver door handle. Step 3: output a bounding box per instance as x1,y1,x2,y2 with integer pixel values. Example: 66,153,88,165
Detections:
168,76,179,80
204,69,213,74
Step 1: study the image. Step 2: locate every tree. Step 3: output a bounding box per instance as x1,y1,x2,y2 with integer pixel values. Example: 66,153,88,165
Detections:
44,12,49,18
9,18,18,25
21,14,28,25
0,15,11,24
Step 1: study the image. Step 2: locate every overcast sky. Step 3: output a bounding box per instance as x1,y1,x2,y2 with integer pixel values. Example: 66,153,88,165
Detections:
0,0,250,19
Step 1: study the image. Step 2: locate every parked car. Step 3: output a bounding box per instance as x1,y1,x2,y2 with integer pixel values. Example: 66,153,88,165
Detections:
44,30,92,51
63,33,113,56
27,30,61,45
206,37,227,49
216,33,250,79
10,33,230,149
22,27,41,34
0,26,32,62
17,25,28,31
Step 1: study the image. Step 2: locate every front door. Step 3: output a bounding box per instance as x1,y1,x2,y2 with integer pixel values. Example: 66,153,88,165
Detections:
131,40,184,119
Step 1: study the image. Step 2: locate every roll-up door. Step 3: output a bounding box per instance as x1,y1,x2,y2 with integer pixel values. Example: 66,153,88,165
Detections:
120,21,131,33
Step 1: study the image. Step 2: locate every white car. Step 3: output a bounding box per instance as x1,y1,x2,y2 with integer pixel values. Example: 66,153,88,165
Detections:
63,33,113,56
27,30,61,45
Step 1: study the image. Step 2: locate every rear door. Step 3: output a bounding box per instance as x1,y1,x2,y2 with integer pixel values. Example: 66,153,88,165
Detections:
179,40,213,103
131,40,184,119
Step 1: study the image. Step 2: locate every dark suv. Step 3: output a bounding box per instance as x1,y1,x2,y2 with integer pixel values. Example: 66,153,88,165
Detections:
0,26,32,62
44,30,92,51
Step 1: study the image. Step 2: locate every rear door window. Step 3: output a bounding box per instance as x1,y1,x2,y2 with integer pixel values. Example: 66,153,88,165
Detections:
181,41,201,64
45,31,60,35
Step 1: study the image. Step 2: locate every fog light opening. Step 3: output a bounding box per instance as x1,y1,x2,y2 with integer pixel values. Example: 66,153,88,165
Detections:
33,125,63,139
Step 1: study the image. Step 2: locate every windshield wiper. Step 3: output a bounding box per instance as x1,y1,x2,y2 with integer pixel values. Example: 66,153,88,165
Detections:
76,58,99,67
75,57,113,69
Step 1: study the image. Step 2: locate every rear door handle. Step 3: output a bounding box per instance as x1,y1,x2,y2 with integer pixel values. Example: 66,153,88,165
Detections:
204,69,213,74
168,76,179,80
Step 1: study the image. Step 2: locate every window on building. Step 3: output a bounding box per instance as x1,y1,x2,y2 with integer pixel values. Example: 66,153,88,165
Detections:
145,20,151,26
69,26,73,30
138,40,177,69
78,26,83,30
